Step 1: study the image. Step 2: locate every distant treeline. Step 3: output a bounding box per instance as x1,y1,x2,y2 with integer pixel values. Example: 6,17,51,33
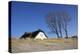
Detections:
65,35,78,38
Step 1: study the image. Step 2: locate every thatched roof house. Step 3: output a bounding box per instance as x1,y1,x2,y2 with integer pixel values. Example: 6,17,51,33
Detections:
20,29,48,40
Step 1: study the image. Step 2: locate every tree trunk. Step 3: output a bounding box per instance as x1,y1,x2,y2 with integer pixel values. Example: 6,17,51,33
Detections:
60,29,63,38
65,29,68,38
56,32,60,38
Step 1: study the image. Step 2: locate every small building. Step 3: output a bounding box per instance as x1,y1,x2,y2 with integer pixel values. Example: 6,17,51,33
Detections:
20,29,48,40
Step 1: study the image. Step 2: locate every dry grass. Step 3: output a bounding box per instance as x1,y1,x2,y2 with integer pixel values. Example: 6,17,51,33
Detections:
10,38,78,53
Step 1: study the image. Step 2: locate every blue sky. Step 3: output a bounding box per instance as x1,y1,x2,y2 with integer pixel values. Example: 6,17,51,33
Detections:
11,1,78,38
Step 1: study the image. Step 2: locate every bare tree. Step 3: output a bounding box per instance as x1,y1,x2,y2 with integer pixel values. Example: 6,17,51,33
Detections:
46,11,71,38
61,11,71,38
57,12,63,38
46,12,60,38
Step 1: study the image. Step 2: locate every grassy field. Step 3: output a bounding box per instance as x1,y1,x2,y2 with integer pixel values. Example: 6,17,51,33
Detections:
10,38,78,53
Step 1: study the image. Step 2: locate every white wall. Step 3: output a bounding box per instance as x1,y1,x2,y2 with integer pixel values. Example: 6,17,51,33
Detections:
34,32,47,40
